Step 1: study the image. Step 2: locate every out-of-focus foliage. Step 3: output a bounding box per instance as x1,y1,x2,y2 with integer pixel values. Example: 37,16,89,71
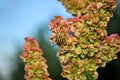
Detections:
11,48,25,80
107,3,120,36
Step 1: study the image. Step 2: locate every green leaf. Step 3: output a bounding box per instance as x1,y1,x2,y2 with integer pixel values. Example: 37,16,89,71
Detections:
83,71,97,80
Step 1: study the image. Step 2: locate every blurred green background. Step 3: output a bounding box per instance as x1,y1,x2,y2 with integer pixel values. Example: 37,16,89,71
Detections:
0,0,120,80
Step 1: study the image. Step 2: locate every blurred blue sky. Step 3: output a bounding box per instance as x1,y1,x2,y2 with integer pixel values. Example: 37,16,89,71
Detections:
0,0,72,80
0,0,72,51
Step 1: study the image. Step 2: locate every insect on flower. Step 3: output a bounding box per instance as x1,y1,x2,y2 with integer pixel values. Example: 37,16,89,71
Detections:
54,32,66,46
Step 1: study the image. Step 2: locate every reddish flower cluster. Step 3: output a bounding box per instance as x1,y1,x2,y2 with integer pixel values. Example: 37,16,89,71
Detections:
20,37,51,80
49,0,120,79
